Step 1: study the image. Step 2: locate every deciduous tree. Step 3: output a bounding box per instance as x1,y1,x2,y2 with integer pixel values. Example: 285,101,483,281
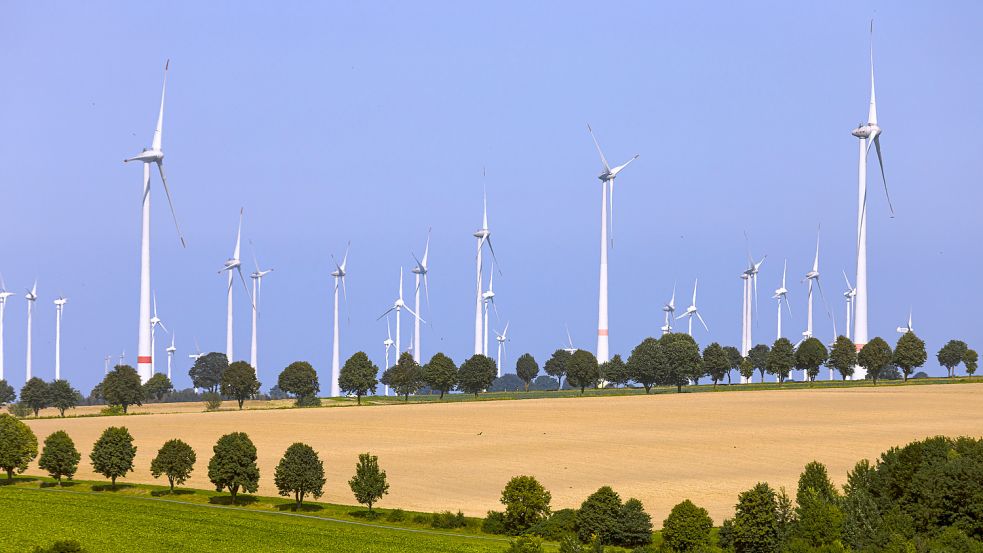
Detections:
421,352,457,399
514,354,539,392
963,348,978,376
627,337,664,393
278,361,320,405
500,475,552,535
142,373,173,402
349,452,389,512
189,352,228,393
859,337,893,385
47,380,79,417
221,361,261,409
828,336,857,380
20,377,48,417
702,343,730,388
732,482,781,553
893,332,927,382
150,438,196,492
381,352,424,400
600,354,628,388
39,430,80,482
90,426,136,489
937,339,968,378
767,338,795,384
274,442,325,508
795,338,828,382
0,379,15,405
662,500,713,553
749,344,771,383
102,365,144,413
207,432,260,503
0,414,37,480
659,333,702,392
723,345,742,385
565,349,599,394
543,349,571,390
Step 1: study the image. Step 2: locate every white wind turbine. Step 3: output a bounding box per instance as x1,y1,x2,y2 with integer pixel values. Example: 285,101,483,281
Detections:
851,22,895,373
53,296,67,381
377,268,424,361
896,310,913,334
473,185,500,356
563,325,577,354
587,124,639,363
677,279,709,337
495,322,510,377
330,244,349,398
118,350,126,368
250,249,273,381
801,231,829,344
104,355,111,375
411,230,431,364
773,260,792,340
662,284,676,334
741,237,766,364
124,60,186,384
383,317,394,396
842,271,857,341
166,334,176,381
24,281,37,381
188,339,203,394
218,208,252,363
482,269,498,356
150,292,167,374
0,276,14,381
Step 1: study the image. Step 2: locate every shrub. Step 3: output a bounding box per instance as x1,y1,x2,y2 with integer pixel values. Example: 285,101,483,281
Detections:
274,443,325,508
99,405,125,416
150,439,196,492
577,486,623,545
527,508,577,541
616,498,653,547
662,499,713,552
38,431,80,482
90,426,136,489
202,392,223,411
796,461,838,506
717,518,735,550
431,510,467,529
32,541,85,553
791,488,843,548
0,413,38,480
348,452,389,512
7,402,32,418
296,395,321,407
411,513,430,525
501,475,552,535
385,508,406,522
207,432,260,503
483,511,508,535
507,536,544,553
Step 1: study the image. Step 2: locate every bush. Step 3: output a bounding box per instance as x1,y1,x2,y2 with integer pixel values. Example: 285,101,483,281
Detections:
483,511,508,535
577,486,624,544
0,413,38,480
7,402,32,418
99,405,125,416
202,392,223,411
32,541,85,553
501,475,552,535
507,536,544,552
296,395,321,407
89,426,136,489
662,499,713,552
431,510,467,529
411,513,430,525
38,431,80,482
385,508,406,522
527,508,577,541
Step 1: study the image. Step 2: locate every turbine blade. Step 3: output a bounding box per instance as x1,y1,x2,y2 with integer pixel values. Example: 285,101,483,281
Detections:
403,305,426,324
422,228,430,267
874,136,894,216
377,307,396,321
152,60,168,152
341,241,350,271
238,268,256,311
696,312,709,332
486,237,502,275
234,208,243,260
156,162,186,247
586,123,611,172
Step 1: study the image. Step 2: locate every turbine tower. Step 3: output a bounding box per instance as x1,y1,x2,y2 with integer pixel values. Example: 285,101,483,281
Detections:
378,268,424,361
330,244,349,398
124,60,186,384
383,317,394,396
494,322,510,378
219,208,251,363
150,292,167,374
166,334,176,381
773,260,791,340
473,186,499,356
851,22,894,375
587,124,639,363
801,231,828,343
662,285,676,334
677,279,709,337
842,271,856,341
53,296,67,381
411,230,430,363
24,281,37,381
0,277,15,381
250,249,273,381
741,236,765,367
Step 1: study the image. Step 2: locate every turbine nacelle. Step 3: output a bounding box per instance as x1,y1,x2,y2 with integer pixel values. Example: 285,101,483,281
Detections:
0,292,15,301
773,287,788,298
851,123,881,140
221,258,241,272
124,148,163,164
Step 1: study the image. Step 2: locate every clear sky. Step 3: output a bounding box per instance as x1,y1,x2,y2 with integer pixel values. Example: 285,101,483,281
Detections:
1,2,980,393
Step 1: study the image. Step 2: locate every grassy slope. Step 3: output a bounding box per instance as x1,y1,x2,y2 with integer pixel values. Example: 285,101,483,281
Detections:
0,479,516,553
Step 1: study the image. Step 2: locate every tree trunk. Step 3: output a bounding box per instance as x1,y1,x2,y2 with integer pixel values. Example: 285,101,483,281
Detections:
644,385,651,394
524,382,529,392
111,475,117,490
676,384,682,393
238,398,244,410
439,390,445,399
169,477,175,492
6,468,12,481
123,404,129,414
230,484,239,503
357,395,362,405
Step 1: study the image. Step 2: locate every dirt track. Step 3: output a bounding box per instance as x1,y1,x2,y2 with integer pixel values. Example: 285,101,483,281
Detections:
22,384,983,524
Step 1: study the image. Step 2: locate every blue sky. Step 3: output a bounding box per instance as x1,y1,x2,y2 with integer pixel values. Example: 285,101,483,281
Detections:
0,2,980,392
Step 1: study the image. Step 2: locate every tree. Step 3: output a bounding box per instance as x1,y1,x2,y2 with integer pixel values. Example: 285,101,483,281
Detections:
792,487,844,549
599,354,628,388
796,461,838,506
627,337,664,393
724,345,743,385
20,377,48,417
47,380,79,417
964,348,978,376
0,379,15,405
457,354,497,397
565,349,599,394
142,373,174,402
659,333,702,392
207,432,260,503
102,365,144,413
221,361,261,409
702,343,730,388
937,339,968,378
349,452,389,512
767,338,795,384
749,344,771,383
500,475,552,535
278,361,320,405
339,352,379,404
616,498,653,548
421,352,457,399
274,442,326,508
543,349,571,390
514,354,539,392
892,332,927,382
150,439,196,492
380,352,423,400
0,414,38,480
577,486,624,545
662,499,713,552
90,426,136,489
732,482,781,553
739,358,754,382
38,431,80,482
795,338,828,382
189,352,228,392
859,337,892,385
828,336,857,380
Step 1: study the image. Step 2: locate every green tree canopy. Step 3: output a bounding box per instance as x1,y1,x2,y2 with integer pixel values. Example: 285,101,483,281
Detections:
796,461,838,506
937,339,968,378
514,353,539,391
339,352,379,404
767,338,796,384
102,365,144,413
566,349,599,394
659,333,702,392
732,482,781,553
274,442,326,508
739,357,754,382
500,475,552,535
577,486,624,545
964,348,978,376
543,349,571,390
457,354,497,397
702,343,730,388
278,361,320,404
20,377,49,417
627,337,665,393
142,373,174,402
828,336,857,380
662,499,713,553
749,344,771,383
189,352,228,393
421,352,457,399
150,438,197,492
349,452,389,512
724,346,743,384
90,426,136,489
0,379,16,405
221,361,261,409
893,332,927,382
39,430,80,482
795,338,828,382
207,432,260,503
600,354,629,388
0,414,38,480
859,337,893,385
381,352,424,400
47,380,79,417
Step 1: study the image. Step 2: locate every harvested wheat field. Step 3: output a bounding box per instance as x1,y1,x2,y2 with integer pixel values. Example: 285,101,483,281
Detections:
22,384,983,524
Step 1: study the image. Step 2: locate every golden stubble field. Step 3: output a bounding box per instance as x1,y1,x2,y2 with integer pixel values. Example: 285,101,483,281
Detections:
22,384,983,524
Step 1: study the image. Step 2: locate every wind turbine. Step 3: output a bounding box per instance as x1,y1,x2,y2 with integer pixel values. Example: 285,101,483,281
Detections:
587,124,639,363
53,296,67,381
741,235,765,363
124,59,185,384
411,230,431,364
495,322,510,378
801,230,829,344
377,268,424,361
383,317,394,396
150,292,167,374
896,310,913,334
219,208,252,363
118,350,125,368
188,339,203,394
851,21,895,374
24,281,37,381
482,269,498,356
677,279,709,337
166,334,176,381
0,276,14,381
662,284,676,334
773,260,791,340
842,271,857,341
250,248,273,378
104,355,111,375
473,184,500,356
563,325,577,354
330,244,349,398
